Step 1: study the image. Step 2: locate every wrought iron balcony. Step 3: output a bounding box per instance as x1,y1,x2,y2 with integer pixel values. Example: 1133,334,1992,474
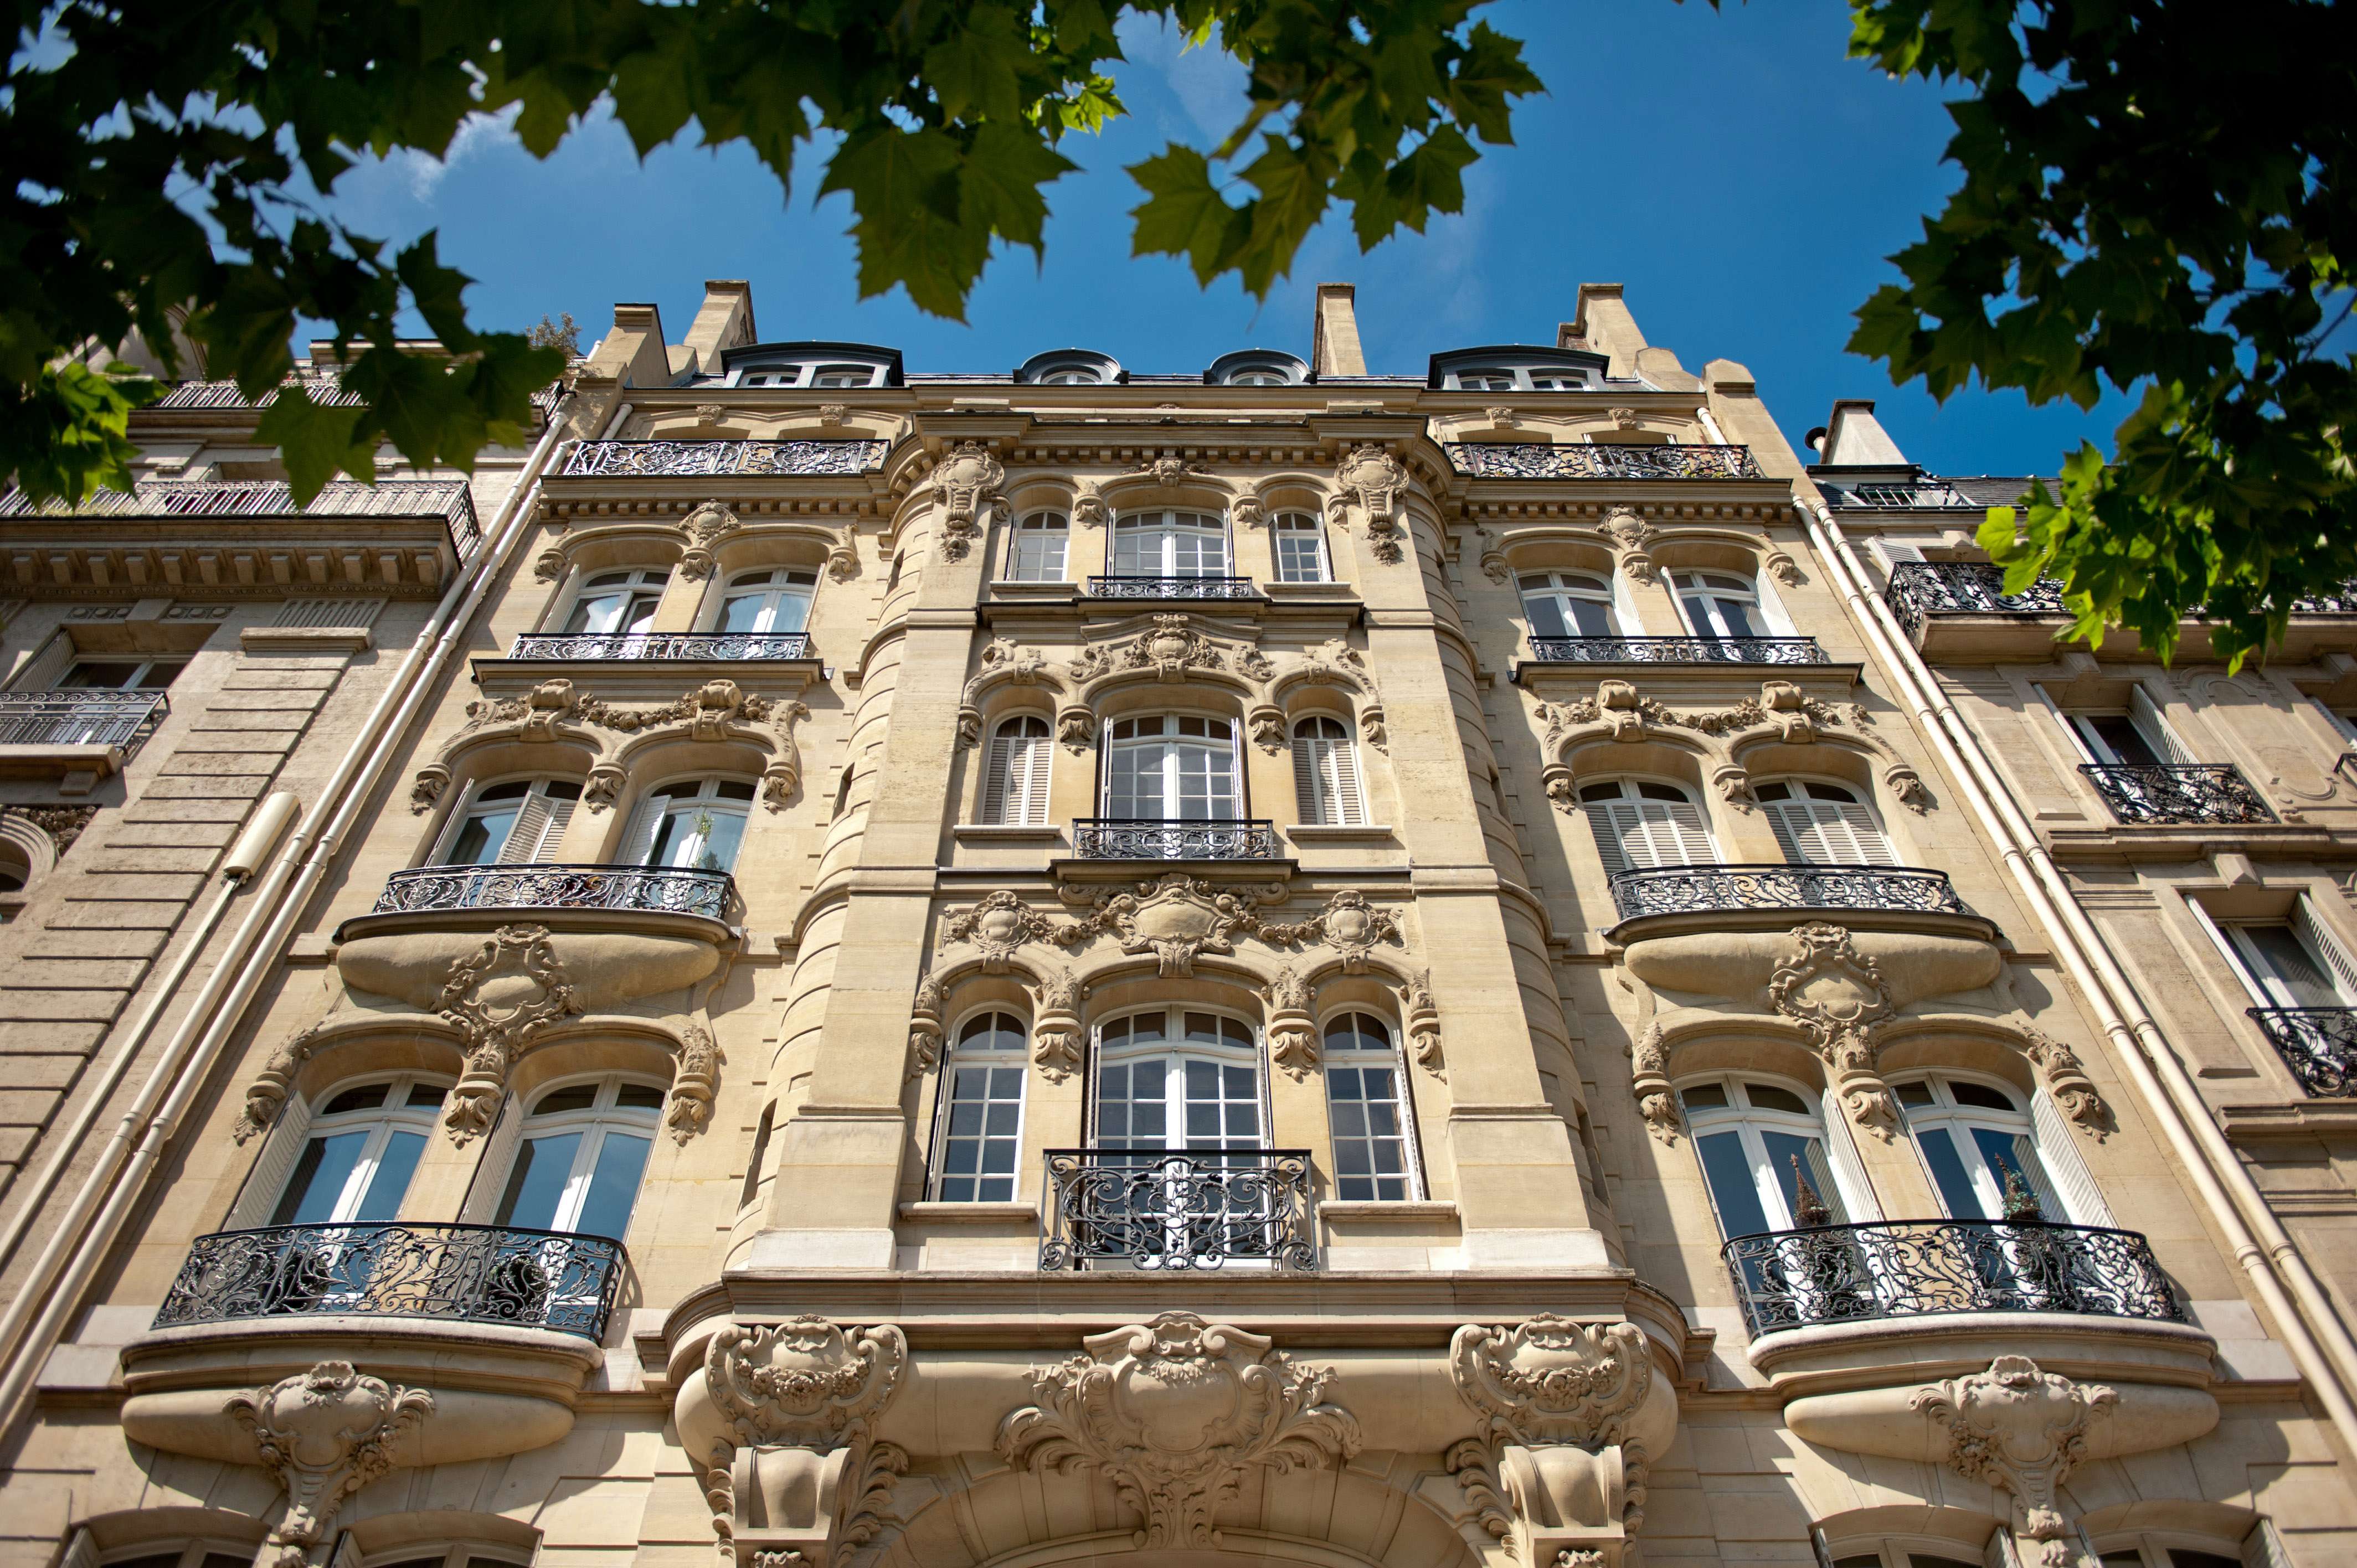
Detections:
508,631,814,661
1883,561,2064,638
373,862,734,921
0,478,482,556
2078,763,2274,826
2246,1008,2357,1097
1526,636,1826,666
1041,1149,1315,1272
1607,863,1965,922
152,1223,624,1339
1832,480,1983,509
560,439,887,477
1085,575,1259,600
0,689,168,750
1443,442,1765,481
1722,1219,2181,1337
1072,818,1284,860
152,375,364,410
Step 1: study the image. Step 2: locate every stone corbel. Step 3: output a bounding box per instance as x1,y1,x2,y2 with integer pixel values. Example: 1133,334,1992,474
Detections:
1056,706,1095,752
232,1024,323,1144
1229,493,1264,529
584,762,627,813
1630,1023,1680,1142
1543,764,1576,812
439,925,585,1143
1600,511,1658,586
227,1361,435,1568
1334,443,1408,564
762,700,812,811
1031,968,1087,1081
1405,968,1444,1076
1885,761,1933,814
1917,1357,2115,1568
1248,703,1286,753
907,972,944,1080
2021,1027,2111,1136
1264,965,1317,1080
533,546,568,584
1598,679,1648,742
1757,679,1816,742
1764,549,1803,587
678,501,745,581
1359,704,1389,754
1768,923,1899,1136
410,762,452,815
1477,527,1511,585
669,1022,723,1143
827,534,859,582
1072,479,1108,528
933,441,1006,561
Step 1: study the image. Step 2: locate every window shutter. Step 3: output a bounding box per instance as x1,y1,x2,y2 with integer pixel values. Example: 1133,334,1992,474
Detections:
1292,734,1322,822
1636,800,1715,866
536,789,578,859
1609,569,1643,636
225,1088,316,1229
1836,803,1897,865
2129,686,2196,765
1016,726,1052,826
1981,1520,2025,1568
2189,896,2277,1008
1801,1138,1848,1225
2291,898,2357,1002
459,1096,526,1224
982,729,1017,824
2010,1132,2068,1220
2029,1089,2116,1226
1582,802,1635,876
498,790,553,865
616,793,667,866
1752,571,1800,637
1816,1085,1884,1221
1761,801,1809,862
1330,736,1365,825
2242,1517,2296,1568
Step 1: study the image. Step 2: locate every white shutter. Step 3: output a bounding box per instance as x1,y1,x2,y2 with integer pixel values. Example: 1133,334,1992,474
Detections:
498,791,553,864
226,1087,317,1229
1016,725,1051,824
459,1095,526,1223
2030,1087,2116,1226
1817,1084,1883,1221
2189,896,2278,1008
1768,798,1896,865
2130,686,2196,764
1761,801,1810,862
9,631,76,692
1582,802,1634,876
1869,537,1928,571
1609,569,1644,635
1836,803,1897,865
982,728,1017,823
1292,734,1321,822
1981,1520,2024,1568
1624,800,1713,866
1329,737,1365,825
2242,1517,2295,1568
534,788,578,859
2292,897,2357,1002
616,792,667,866
1753,571,1800,637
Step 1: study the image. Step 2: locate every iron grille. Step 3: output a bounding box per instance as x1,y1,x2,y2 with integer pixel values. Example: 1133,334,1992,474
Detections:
152,375,364,410
1442,442,1764,480
1722,1219,2181,1337
1072,818,1283,860
1607,863,1965,922
0,479,482,558
1526,636,1826,665
1839,482,1980,508
152,1223,624,1339
508,632,814,661
0,689,168,750
1041,1149,1315,1271
373,862,733,920
1883,561,2065,638
2246,1008,2357,1097
560,440,887,477
1085,575,1259,600
2077,764,2274,826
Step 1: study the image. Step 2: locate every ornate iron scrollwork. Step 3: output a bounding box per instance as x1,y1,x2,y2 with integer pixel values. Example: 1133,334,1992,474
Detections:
373,862,734,920
1041,1149,1315,1271
1071,818,1283,860
1525,636,1826,666
2077,762,2274,824
1883,561,2065,638
2247,1007,2357,1096
509,632,815,661
1442,442,1764,480
0,688,169,748
559,440,887,477
1607,863,1965,921
1084,575,1260,600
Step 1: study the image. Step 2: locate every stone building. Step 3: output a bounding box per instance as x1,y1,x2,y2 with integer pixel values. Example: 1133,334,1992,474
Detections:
0,281,2350,1568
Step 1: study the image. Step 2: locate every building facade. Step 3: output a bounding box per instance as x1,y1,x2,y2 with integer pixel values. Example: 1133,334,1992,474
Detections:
0,281,2350,1568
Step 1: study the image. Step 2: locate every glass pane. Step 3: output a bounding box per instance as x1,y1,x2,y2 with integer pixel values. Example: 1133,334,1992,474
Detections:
1696,1130,1773,1240
575,1132,652,1240
2241,924,2343,1007
496,1132,583,1230
719,593,766,633
1524,595,1570,638
1759,1131,1825,1226
1915,1125,1988,1220
449,808,518,865
272,1131,368,1225
1971,1126,2054,1218
352,1131,426,1222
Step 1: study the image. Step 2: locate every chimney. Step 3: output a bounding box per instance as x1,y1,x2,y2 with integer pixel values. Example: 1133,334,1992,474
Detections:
685,280,758,370
1311,284,1366,377
1820,399,1910,467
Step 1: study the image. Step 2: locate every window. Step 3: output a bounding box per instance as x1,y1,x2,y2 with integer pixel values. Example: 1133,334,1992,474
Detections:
1006,512,1070,581
269,1075,447,1225
1207,351,1309,386
1577,779,1716,873
1105,715,1239,821
1828,1550,1979,1568
621,777,756,872
933,1012,1028,1201
1018,349,1124,386
730,350,896,389
717,566,817,636
983,715,1053,826
59,657,183,689
564,568,668,636
1453,372,1517,391
1291,716,1365,826
1754,780,1896,866
440,777,581,865
2060,688,2189,768
1322,1013,1420,1200
1038,368,1102,385
1227,370,1286,385
98,1547,262,1568
1519,570,1619,638
1671,570,1771,640
1094,1009,1263,1152
1893,1074,2062,1221
2096,1533,2272,1568
2203,898,2357,1009
1429,350,1603,392
1112,510,1229,578
493,1075,663,1239
809,364,873,388
1680,1075,1851,1240
1271,512,1329,582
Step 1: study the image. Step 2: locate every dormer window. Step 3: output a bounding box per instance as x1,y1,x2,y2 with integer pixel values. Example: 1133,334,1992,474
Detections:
1429,346,1609,393
722,341,901,389
1017,349,1123,386
1206,350,1311,387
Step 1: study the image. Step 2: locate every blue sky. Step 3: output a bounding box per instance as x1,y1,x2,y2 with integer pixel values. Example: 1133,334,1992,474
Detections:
320,0,2132,478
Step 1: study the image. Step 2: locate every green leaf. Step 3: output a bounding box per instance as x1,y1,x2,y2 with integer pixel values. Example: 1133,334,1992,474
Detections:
394,234,480,352
820,127,985,318
962,122,1079,257
255,386,378,503
1127,145,1247,283
924,4,1031,123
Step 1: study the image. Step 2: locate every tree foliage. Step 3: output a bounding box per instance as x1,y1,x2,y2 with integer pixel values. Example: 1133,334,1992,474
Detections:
1842,0,2357,668
2,1,1540,507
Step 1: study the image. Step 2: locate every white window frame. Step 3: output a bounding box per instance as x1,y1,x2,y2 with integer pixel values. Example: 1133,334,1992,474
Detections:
2051,687,2193,767
1679,1072,1863,1236
1290,714,1366,826
264,1072,450,1226
1577,777,1718,874
1270,511,1329,582
982,714,1054,826
1321,1012,1423,1201
733,360,889,389
1088,1006,1268,1152
2190,893,2357,1010
929,1010,1030,1202
1892,1072,2073,1222
1005,512,1071,582
1101,714,1243,822
1111,509,1229,578
618,776,758,871
58,656,186,690
1517,569,1621,641
1753,777,1898,866
434,776,583,866
712,566,816,636
1670,569,1785,641
492,1073,665,1238
561,566,669,636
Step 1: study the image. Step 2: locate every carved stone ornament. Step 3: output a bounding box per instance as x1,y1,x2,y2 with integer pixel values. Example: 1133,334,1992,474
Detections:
678,500,746,581
1072,479,1109,528
1230,494,1264,528
533,548,567,584
1764,549,1803,587
1600,511,1658,585
1070,613,1242,686
1485,405,1520,429
1130,453,1210,487
826,534,858,583
1334,443,1407,564
939,889,1087,972
1630,1023,1680,1143
1360,705,1389,752
438,925,585,1143
1263,965,1317,1080
907,971,944,1079
996,1312,1361,1551
1768,922,1899,1136
670,1023,724,1143
233,1022,323,1144
1069,873,1278,978
932,440,1005,560
424,680,797,814
816,403,848,428
2021,1027,2110,1136
1249,706,1286,752
1451,1316,1653,1452
1911,1356,2117,1568
956,637,1053,748
1608,407,1640,430
1886,762,1933,814
1259,888,1404,973
707,1317,908,1450
695,404,728,427
1406,968,1445,1076
226,1360,434,1568
761,700,812,812
1447,1437,1516,1549
1031,967,1088,1082
1478,527,1512,584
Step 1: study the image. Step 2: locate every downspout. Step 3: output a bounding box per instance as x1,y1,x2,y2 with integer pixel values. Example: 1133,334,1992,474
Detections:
0,398,575,1432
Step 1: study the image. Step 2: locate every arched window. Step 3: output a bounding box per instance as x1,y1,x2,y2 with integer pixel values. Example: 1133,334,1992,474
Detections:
1113,510,1228,579
1094,1008,1262,1153
1893,1074,2066,1222
621,777,756,872
1270,511,1329,582
1680,1075,1856,1240
1754,779,1896,865
267,1074,448,1226
933,1012,1028,1201
1518,570,1619,638
1824,1546,1979,1568
718,566,816,636
983,715,1053,826
1291,716,1365,826
1671,569,1772,641
1038,367,1101,384
98,1546,261,1568
1322,1013,1420,1200
1105,715,1239,821
492,1075,663,1239
2091,1531,2269,1568
1006,512,1070,581
1206,350,1309,386
439,777,581,865
1577,779,1716,874
564,568,668,636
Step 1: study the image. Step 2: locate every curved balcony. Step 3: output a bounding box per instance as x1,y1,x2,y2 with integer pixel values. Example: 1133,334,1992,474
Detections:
2080,762,2274,825
1444,442,1764,480
508,631,814,662
1883,560,2063,639
1042,1149,1315,1272
1072,817,1283,860
0,688,168,781
1608,863,1964,923
373,861,733,919
1526,636,1825,666
2247,1007,2357,1096
1085,574,1259,600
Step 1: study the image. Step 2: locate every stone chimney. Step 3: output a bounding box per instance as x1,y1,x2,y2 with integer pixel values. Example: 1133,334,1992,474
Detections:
1311,283,1366,377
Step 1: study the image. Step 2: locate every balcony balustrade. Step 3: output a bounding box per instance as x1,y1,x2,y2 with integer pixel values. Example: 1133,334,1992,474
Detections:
508,631,814,662
1085,575,1259,600
0,689,168,750
1444,442,1765,481
1722,1218,2181,1337
1607,863,1965,923
2078,763,2274,826
560,439,888,477
373,862,734,921
1071,818,1283,860
152,1222,624,1339
151,376,366,410
1040,1149,1315,1272
1526,636,1825,666
1883,561,2064,638
0,478,482,556
2246,1007,2357,1097
1834,481,1981,509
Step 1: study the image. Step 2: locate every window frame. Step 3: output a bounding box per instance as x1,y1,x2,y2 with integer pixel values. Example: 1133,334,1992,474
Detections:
982,714,1054,826
620,775,759,873
1004,510,1072,582
1269,510,1330,582
711,565,818,636
1517,569,1621,640
1110,509,1231,578
1290,714,1366,826
1576,776,1718,874
1320,1012,1424,1201
1670,568,1779,641
1088,1005,1268,1153
266,1072,451,1227
433,775,584,866
1891,1071,2062,1223
560,566,670,636
58,656,186,690
1752,776,1898,866
928,1009,1031,1202
491,1072,666,1239
1679,1072,1854,1241
1100,713,1245,822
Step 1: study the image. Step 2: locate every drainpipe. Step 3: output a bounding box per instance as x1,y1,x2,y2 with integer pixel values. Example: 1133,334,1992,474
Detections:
0,399,574,1434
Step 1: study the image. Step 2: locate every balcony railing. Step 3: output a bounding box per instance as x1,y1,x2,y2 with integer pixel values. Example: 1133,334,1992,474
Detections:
1041,1149,1315,1272
0,689,169,750
1883,561,2064,638
1526,636,1826,666
1833,481,1985,509
1722,1219,2181,1337
1072,818,1284,860
2246,1007,2357,1097
152,1223,624,1339
2078,763,2274,826
1444,442,1765,481
508,632,814,661
560,439,888,477
1085,575,1259,600
0,478,482,557
1607,863,1966,922
372,862,733,920
152,375,366,410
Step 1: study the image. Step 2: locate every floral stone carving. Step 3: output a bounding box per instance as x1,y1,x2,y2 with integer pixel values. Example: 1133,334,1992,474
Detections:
1071,613,1242,685
227,1360,434,1568
707,1317,908,1449
438,925,585,1143
939,890,1088,971
1449,1316,1656,1551
1912,1356,2116,1568
1070,873,1279,978
1031,967,1089,1081
669,1023,724,1143
2022,1027,2110,1135
1259,888,1404,973
932,441,1005,560
1264,965,1317,1079
231,1022,325,1144
1601,512,1658,585
678,500,745,580
907,971,945,1080
996,1312,1361,1550
1767,923,1899,1136
1334,444,1407,563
